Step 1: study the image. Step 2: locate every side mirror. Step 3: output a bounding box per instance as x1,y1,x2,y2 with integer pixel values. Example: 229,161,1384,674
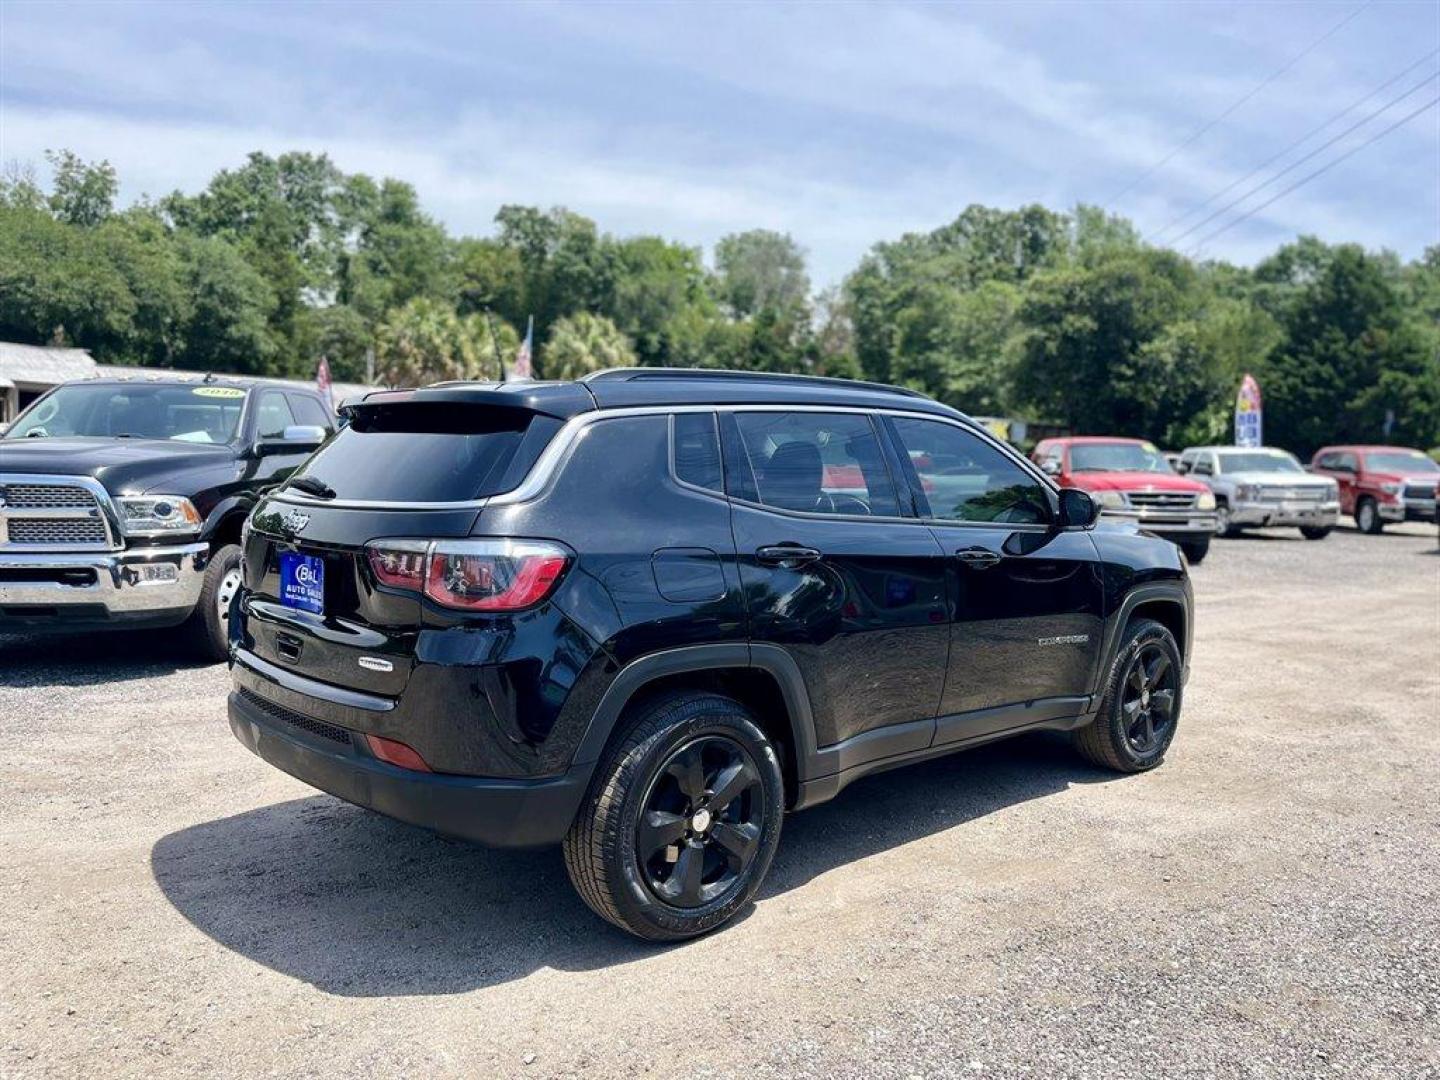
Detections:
0,422,8,436
254,424,326,456
1039,458,1062,477
1058,488,1099,529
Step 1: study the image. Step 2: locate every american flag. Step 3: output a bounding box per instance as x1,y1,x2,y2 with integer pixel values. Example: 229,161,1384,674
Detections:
507,316,534,382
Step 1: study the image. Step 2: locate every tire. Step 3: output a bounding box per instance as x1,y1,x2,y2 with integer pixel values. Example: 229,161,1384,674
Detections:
1214,501,1240,538
1299,525,1332,540
183,543,242,663
1355,498,1383,534
1074,618,1183,773
563,691,785,941
1179,537,1209,564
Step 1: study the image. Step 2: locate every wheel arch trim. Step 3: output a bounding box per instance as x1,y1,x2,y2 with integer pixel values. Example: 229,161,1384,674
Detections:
1096,581,1193,693
571,642,819,778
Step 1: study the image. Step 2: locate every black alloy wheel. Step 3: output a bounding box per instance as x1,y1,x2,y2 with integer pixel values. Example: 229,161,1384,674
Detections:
1120,643,1177,756
637,736,766,909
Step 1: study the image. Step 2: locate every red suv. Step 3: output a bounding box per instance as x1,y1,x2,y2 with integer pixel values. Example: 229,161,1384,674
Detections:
1033,437,1217,563
1310,445,1440,534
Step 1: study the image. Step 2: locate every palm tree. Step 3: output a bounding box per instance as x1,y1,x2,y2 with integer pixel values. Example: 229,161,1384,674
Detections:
543,312,636,380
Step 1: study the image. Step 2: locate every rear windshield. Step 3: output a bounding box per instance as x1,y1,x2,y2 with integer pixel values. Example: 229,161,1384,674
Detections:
287,402,555,502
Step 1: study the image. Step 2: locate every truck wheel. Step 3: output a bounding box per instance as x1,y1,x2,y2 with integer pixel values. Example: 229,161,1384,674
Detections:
563,691,784,941
1299,526,1332,540
1179,538,1209,564
1074,618,1182,773
184,543,242,663
1355,498,1383,534
1214,502,1239,537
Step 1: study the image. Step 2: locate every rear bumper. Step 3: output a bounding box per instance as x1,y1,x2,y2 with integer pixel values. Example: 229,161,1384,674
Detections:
227,682,591,849
1229,501,1340,528
0,542,208,631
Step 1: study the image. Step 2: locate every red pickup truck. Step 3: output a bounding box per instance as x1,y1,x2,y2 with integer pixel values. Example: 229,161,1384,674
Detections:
1033,436,1218,563
1309,445,1440,533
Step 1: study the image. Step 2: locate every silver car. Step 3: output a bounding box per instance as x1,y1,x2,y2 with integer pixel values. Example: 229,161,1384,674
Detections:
1177,446,1340,540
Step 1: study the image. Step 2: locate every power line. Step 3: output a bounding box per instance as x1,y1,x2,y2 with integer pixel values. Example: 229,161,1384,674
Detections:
1148,47,1440,243
1106,1,1373,208
1187,93,1438,254
1164,66,1438,248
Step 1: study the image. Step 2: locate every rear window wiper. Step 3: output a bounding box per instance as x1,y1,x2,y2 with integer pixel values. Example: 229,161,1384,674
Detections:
288,475,336,499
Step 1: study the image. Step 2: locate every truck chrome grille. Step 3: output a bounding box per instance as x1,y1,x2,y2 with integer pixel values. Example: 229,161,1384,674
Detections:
6,518,110,545
1258,486,1326,501
0,475,119,551
1127,491,1197,509
1,483,100,509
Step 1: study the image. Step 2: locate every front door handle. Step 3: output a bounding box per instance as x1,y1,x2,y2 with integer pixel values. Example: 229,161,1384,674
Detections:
955,546,1002,570
756,544,822,568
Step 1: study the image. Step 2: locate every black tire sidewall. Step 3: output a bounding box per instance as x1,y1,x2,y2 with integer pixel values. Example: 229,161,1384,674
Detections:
1181,538,1209,563
1097,622,1183,771
192,544,241,661
1300,526,1331,540
608,704,783,939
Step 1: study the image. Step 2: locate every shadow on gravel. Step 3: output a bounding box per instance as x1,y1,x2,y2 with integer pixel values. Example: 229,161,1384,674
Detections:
150,732,1113,996
0,629,211,687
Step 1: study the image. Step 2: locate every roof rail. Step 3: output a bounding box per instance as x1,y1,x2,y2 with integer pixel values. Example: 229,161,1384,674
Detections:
581,366,930,400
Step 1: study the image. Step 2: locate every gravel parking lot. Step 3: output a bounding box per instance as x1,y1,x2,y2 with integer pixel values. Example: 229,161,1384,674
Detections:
2,522,1437,1079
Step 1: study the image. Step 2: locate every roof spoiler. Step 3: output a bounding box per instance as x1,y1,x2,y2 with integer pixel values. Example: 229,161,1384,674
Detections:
339,382,596,421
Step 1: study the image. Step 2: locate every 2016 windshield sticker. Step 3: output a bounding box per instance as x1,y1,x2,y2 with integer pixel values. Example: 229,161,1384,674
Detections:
192,386,245,398
1037,634,1090,647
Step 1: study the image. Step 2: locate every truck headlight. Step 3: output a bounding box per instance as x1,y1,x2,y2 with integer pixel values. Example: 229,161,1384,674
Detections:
1379,482,1401,496
118,495,202,537
1095,491,1128,509
1235,484,1258,501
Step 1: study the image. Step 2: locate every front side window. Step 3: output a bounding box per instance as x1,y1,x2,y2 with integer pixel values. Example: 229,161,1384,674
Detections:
256,391,297,439
288,394,335,433
730,411,899,516
889,417,1050,525
4,383,247,443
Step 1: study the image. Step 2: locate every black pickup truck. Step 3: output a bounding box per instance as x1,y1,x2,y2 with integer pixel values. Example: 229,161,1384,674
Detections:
0,375,334,658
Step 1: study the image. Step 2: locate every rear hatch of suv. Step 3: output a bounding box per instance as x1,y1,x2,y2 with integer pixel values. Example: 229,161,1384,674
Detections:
236,388,588,699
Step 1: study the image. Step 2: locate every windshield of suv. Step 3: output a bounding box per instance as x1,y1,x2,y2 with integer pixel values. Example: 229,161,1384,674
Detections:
1069,442,1172,473
1365,450,1438,474
5,383,247,443
1217,451,1303,474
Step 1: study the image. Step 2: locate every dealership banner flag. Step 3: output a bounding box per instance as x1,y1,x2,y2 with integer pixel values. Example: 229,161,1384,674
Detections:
316,356,334,414
1235,374,1262,448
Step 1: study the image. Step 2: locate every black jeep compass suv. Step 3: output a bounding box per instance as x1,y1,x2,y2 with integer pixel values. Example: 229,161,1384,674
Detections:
228,369,1192,940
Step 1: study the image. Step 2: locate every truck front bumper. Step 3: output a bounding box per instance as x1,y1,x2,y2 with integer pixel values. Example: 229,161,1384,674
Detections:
1101,508,1217,537
1385,495,1438,523
1229,500,1340,528
0,542,208,631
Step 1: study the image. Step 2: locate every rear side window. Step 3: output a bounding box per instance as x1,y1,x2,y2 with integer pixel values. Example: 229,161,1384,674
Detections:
672,413,723,493
288,402,555,502
729,411,899,517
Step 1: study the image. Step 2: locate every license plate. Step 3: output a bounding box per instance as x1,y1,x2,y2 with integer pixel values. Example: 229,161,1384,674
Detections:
279,552,325,615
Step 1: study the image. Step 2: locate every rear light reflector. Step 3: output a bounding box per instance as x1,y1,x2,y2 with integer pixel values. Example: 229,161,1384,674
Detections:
365,733,432,772
367,540,428,588
364,538,571,612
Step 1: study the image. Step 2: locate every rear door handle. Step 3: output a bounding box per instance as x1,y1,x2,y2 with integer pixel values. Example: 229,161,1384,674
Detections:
955,546,1002,570
755,544,823,568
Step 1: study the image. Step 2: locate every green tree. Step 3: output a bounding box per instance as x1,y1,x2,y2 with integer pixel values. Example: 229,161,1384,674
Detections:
1262,245,1439,455
713,230,810,319
542,312,636,379
46,150,117,227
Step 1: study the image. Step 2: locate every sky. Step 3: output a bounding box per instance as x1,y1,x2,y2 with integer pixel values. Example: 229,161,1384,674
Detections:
1,0,1436,286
